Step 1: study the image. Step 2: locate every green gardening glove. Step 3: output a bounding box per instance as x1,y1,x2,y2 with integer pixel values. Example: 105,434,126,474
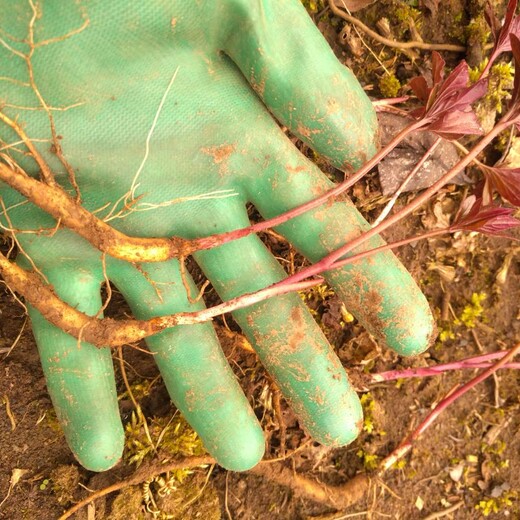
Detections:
0,0,434,472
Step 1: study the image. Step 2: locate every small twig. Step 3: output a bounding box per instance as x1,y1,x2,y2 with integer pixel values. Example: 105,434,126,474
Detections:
225,471,233,520
329,0,466,52
117,346,138,411
470,328,484,353
2,394,16,430
305,512,369,520
338,0,390,73
422,501,464,520
58,456,215,520
271,384,286,458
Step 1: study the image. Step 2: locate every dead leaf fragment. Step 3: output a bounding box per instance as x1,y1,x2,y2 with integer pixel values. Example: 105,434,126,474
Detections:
1,394,16,431
449,463,464,482
377,113,470,196
0,468,29,508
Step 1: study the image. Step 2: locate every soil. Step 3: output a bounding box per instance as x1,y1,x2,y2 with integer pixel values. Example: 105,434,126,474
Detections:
1,1,520,519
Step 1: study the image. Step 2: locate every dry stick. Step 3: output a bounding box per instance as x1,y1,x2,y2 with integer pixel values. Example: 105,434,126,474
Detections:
379,341,520,471
328,0,466,52
422,501,464,520
0,249,323,346
58,456,216,520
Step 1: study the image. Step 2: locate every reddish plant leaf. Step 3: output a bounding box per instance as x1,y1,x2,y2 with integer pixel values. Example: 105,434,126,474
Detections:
481,164,520,206
485,1,504,41
410,51,487,139
409,76,430,105
510,34,520,109
451,195,520,234
432,51,445,85
485,0,520,63
427,109,484,140
408,53,486,139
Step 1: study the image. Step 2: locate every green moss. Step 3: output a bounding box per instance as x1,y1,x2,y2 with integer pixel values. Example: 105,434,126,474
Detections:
360,392,376,434
485,62,514,113
49,465,80,506
379,72,401,98
300,0,326,13
465,15,491,48
108,486,145,520
356,449,379,471
124,406,205,468
476,491,518,517
438,325,456,343
456,292,487,328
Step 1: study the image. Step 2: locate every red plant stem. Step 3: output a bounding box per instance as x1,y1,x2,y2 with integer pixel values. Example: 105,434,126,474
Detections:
370,349,520,383
379,342,520,471
190,120,425,252
276,117,512,289
177,229,447,326
328,228,448,270
375,362,520,377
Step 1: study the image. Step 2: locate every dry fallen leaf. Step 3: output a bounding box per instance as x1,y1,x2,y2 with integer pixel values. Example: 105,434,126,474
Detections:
449,463,464,482
0,468,29,508
377,112,470,196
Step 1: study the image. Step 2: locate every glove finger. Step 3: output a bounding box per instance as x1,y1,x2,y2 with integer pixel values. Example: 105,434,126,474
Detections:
194,219,363,447
26,266,124,472
246,141,435,356
223,0,377,171
107,258,265,471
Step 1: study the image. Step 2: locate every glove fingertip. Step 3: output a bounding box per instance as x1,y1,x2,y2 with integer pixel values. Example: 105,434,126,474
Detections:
71,425,125,472
386,306,437,358
209,424,265,472
303,392,363,448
